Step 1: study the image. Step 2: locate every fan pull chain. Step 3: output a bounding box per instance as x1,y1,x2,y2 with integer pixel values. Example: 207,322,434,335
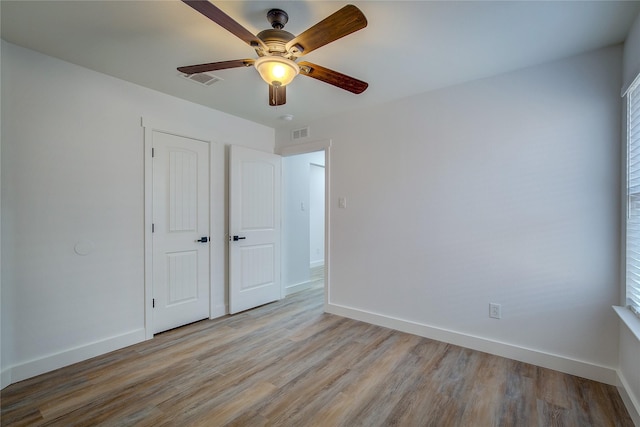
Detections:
271,84,281,106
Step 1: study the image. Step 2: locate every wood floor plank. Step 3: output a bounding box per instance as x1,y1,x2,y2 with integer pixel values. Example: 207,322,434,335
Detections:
537,367,572,409
1,282,634,426
498,361,538,427
457,351,507,426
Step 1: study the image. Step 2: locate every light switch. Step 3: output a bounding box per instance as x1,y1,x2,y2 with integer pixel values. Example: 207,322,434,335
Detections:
338,197,347,209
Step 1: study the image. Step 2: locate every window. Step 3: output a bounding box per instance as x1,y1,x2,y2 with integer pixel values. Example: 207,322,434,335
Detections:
626,76,640,317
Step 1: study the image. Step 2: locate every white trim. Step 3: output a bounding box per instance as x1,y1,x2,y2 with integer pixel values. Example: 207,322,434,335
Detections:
310,260,324,269
6,329,145,385
141,117,215,143
614,307,640,425
278,139,331,156
143,122,154,340
1,367,11,390
212,303,227,319
324,147,331,311
326,302,618,385
285,280,315,296
614,305,640,341
620,70,640,427
208,138,221,320
622,71,640,98
279,139,331,312
617,369,640,426
209,140,226,319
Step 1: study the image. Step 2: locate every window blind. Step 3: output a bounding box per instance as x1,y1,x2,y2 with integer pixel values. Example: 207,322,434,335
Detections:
627,77,640,317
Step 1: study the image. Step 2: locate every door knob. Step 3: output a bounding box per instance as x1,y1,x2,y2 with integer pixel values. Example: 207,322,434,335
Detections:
196,236,209,243
232,235,246,241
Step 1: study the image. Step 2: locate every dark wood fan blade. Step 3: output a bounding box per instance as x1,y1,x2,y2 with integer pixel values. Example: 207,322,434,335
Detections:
178,59,254,75
285,5,367,56
298,61,368,94
269,85,287,106
182,0,267,51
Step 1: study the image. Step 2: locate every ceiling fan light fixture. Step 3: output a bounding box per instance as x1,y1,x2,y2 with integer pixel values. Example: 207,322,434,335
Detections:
254,56,299,87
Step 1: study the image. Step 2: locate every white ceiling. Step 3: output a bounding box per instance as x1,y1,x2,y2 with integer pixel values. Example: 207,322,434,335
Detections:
2,1,639,129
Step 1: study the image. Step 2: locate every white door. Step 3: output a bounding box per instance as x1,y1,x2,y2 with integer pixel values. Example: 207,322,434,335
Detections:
229,145,281,314
152,131,210,333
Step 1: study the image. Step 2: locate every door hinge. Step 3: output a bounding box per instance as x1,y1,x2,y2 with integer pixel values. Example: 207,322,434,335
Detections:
152,147,155,157
153,298,155,308
152,223,155,233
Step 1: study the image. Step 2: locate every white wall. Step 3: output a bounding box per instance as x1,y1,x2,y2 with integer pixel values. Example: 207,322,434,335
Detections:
0,35,4,388
309,164,325,267
620,10,640,424
277,45,623,384
623,10,640,94
0,41,274,386
282,151,324,293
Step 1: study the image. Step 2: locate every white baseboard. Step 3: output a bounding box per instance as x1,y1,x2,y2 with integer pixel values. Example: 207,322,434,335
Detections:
5,328,146,386
326,303,618,385
211,303,227,319
617,369,640,426
1,366,12,390
286,280,314,296
310,260,324,269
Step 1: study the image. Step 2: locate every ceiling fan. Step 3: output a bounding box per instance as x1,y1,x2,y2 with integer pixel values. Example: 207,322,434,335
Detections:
177,0,369,106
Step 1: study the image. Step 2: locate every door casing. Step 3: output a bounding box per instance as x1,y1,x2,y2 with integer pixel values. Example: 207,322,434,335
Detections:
279,139,331,310
142,117,218,339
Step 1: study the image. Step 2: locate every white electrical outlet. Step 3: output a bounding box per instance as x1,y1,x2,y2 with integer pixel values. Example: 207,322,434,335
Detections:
489,303,502,319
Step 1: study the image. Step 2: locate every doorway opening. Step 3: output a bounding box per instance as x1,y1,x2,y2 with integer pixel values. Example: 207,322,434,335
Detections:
282,150,326,299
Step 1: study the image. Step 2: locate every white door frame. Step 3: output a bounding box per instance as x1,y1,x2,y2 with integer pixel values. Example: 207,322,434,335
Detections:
278,139,331,310
142,117,217,340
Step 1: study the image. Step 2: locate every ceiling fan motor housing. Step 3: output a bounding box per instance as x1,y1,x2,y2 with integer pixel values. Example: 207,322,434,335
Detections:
267,9,288,29
256,9,299,58
256,29,295,57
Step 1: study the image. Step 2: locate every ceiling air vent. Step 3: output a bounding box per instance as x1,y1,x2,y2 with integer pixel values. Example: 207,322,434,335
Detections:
292,127,310,141
179,72,223,87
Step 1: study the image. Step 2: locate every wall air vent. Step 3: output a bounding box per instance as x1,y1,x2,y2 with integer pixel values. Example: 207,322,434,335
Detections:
179,72,223,87
292,127,310,141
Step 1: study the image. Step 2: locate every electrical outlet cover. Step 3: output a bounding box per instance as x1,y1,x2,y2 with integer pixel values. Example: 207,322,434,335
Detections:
489,303,502,319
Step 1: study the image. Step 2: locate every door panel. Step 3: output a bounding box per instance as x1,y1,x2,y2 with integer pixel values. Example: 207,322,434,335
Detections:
229,146,281,314
166,251,198,304
168,150,198,231
153,131,210,333
241,161,275,229
240,244,275,290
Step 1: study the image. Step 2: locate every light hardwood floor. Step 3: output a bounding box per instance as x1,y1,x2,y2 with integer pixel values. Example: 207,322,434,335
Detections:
1,279,633,426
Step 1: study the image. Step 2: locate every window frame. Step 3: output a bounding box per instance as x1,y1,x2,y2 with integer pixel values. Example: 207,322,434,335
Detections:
625,75,640,318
